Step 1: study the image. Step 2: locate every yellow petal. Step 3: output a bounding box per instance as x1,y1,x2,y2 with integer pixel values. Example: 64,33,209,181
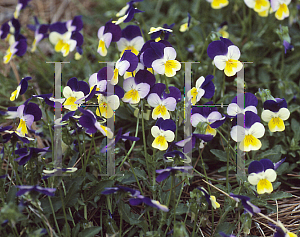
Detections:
123,89,140,104
165,60,181,77
10,89,18,101
55,39,64,52
152,105,169,119
211,0,229,9
152,135,168,150
275,3,289,20
63,97,78,111
17,119,28,137
240,134,262,152
205,124,216,136
98,40,107,56
254,0,270,12
257,179,273,194
224,59,241,77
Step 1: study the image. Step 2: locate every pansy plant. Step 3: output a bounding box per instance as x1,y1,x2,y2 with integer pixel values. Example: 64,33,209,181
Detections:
151,118,176,151
247,159,278,194
147,83,181,119
145,42,181,77
230,111,265,152
49,16,83,57
27,17,49,52
191,102,226,136
187,75,215,105
122,69,155,104
227,92,258,117
271,0,291,20
97,21,121,56
10,76,31,101
62,77,89,111
117,25,144,56
261,98,290,132
207,37,243,77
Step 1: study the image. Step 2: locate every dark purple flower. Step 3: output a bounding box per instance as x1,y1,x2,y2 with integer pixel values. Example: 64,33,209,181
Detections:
16,185,56,196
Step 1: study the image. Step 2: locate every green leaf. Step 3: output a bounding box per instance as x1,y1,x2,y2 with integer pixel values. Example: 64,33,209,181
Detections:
265,191,292,200
214,222,235,237
118,202,143,225
291,118,300,142
210,149,227,162
175,203,189,215
78,226,102,237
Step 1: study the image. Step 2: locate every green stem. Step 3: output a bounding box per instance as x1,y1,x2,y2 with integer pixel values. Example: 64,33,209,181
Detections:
83,134,94,176
191,211,199,237
141,101,151,183
59,188,70,236
163,174,174,235
119,112,140,168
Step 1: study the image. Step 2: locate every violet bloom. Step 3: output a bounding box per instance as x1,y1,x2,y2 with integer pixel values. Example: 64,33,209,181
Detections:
191,102,226,136
227,92,258,117
10,76,31,101
129,194,169,212
78,108,113,138
147,83,181,120
156,166,192,182
27,16,49,52
16,185,56,196
114,0,143,25
230,193,261,216
14,0,31,19
14,147,50,166
6,99,42,137
97,21,121,56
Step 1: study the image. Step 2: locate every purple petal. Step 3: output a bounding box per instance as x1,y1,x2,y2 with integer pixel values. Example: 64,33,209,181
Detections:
19,77,32,95
135,69,156,87
260,159,274,171
156,171,171,182
244,111,260,129
104,22,121,42
71,31,83,47
34,186,56,196
121,50,138,72
24,103,42,121
150,83,166,97
163,86,181,102
71,16,83,31
248,160,264,174
207,40,228,59
49,22,67,34
15,38,27,57
274,157,286,170
121,25,142,40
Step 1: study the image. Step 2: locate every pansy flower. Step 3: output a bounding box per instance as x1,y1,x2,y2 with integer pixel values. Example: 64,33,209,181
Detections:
206,0,229,9
14,0,31,19
271,0,291,20
97,21,121,56
156,166,193,182
230,111,265,152
248,159,278,194
244,0,271,14
176,133,214,153
88,69,108,93
49,16,83,57
130,194,169,212
62,77,89,111
283,40,293,54
117,25,144,56
78,108,113,139
16,185,56,197
100,127,140,153
151,118,176,151
15,146,50,166
149,23,174,41
187,75,215,105
6,99,42,137
96,94,120,118
230,193,261,216
191,102,226,136
3,35,27,64
179,13,191,32
143,41,181,77
147,83,181,119
0,18,20,44
27,17,49,52
207,37,243,77
114,0,143,25
1,126,34,143
273,223,297,237
112,50,138,85
217,21,229,38
102,185,140,196
197,187,220,209
42,168,77,179
10,76,31,101
261,98,290,132
227,92,258,117
122,69,155,104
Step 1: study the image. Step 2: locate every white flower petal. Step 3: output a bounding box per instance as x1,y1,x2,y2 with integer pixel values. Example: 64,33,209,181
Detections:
207,111,222,123
191,114,207,127
147,93,161,107
248,172,263,185
248,122,265,138
213,55,227,70
163,130,175,142
136,83,150,98
151,126,161,138
117,60,130,76
107,95,120,110
88,73,98,87
97,26,105,39
230,125,245,142
63,86,73,98
164,47,176,60
162,97,176,111
152,59,166,74
277,108,290,121
195,76,205,89
123,77,136,92
264,169,277,182
227,45,241,60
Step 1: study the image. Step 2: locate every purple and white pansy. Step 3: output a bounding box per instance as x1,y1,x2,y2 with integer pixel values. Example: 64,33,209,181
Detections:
6,99,42,137
112,50,139,85
117,25,144,56
122,69,155,104
147,83,181,119
0,18,21,44
15,146,50,166
143,41,181,77
78,108,113,139
62,77,89,111
187,75,215,105
151,118,176,151
16,185,56,197
227,92,258,117
27,17,49,52
230,193,261,216
114,0,143,25
49,16,83,57
207,37,243,77
10,76,31,101
14,0,31,19
230,111,265,152
247,159,280,194
191,102,226,136
261,98,290,132
3,34,27,64
156,166,193,182
97,21,121,56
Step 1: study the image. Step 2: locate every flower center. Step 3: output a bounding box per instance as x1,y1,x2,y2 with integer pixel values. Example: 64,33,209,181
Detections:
17,119,28,136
